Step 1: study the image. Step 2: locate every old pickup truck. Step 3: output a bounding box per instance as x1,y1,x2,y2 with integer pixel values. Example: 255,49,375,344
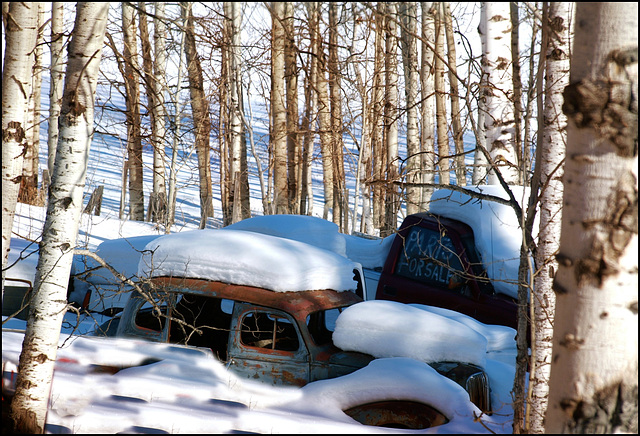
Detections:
95,228,492,414
371,186,531,331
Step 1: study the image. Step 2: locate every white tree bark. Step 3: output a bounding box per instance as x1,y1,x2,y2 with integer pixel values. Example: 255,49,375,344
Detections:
225,2,245,223
122,2,145,221
150,1,168,223
384,1,399,236
10,3,109,432
443,1,465,186
546,2,638,433
434,2,449,185
2,2,39,299
479,2,519,185
48,2,65,177
529,3,573,433
420,2,436,206
271,2,288,215
400,1,420,215
20,2,44,205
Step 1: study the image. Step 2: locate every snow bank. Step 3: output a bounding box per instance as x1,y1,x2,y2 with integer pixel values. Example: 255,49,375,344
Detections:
138,229,361,293
429,185,536,298
333,300,488,368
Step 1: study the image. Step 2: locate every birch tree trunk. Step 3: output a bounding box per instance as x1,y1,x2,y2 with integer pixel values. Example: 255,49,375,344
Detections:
315,4,334,221
420,2,436,207
510,2,524,185
383,1,399,237
271,1,288,214
443,1,466,186
479,2,520,185
434,2,449,186
183,2,214,228
152,2,168,224
122,2,145,220
166,11,187,232
227,2,250,222
400,1,420,215
19,2,44,205
372,4,386,229
10,4,109,432
528,3,573,433
2,2,39,299
546,2,638,433
329,2,346,230
300,2,320,217
47,2,65,178
139,2,167,224
284,2,300,215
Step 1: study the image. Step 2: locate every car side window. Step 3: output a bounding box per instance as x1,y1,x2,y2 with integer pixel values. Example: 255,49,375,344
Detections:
168,293,233,361
306,308,343,346
134,292,172,333
240,311,300,352
395,226,467,292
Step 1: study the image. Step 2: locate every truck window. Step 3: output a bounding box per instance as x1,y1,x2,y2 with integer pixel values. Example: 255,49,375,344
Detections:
240,311,300,352
395,227,467,291
168,293,232,361
306,308,343,345
134,292,171,333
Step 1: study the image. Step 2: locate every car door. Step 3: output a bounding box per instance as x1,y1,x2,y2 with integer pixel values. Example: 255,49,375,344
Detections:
227,303,310,386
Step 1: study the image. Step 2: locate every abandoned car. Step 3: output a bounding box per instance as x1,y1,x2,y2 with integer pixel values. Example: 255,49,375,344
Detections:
89,228,491,421
98,276,491,414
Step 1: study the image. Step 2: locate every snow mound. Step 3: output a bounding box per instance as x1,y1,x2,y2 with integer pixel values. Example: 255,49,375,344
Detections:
333,300,488,368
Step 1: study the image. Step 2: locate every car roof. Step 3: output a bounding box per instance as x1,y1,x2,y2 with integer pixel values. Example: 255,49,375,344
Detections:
148,276,363,319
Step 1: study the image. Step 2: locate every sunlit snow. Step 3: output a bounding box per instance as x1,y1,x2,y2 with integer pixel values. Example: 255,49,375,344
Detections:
138,228,361,293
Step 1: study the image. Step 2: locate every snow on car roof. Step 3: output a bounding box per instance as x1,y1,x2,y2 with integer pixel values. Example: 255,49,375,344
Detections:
227,214,394,270
138,229,361,293
428,185,537,299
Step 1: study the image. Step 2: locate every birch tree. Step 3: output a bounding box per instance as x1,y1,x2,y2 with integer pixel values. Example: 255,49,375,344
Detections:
315,3,334,221
224,1,250,223
10,4,109,432
271,1,288,214
529,3,573,433
19,2,44,205
182,1,214,228
300,2,319,217
383,1,399,237
48,2,65,178
329,1,346,230
443,1,465,186
152,2,168,224
2,2,39,299
138,2,167,224
372,4,386,229
434,2,449,185
546,2,638,433
284,2,299,215
479,2,520,185
400,1,420,215
420,2,436,207
122,2,145,220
